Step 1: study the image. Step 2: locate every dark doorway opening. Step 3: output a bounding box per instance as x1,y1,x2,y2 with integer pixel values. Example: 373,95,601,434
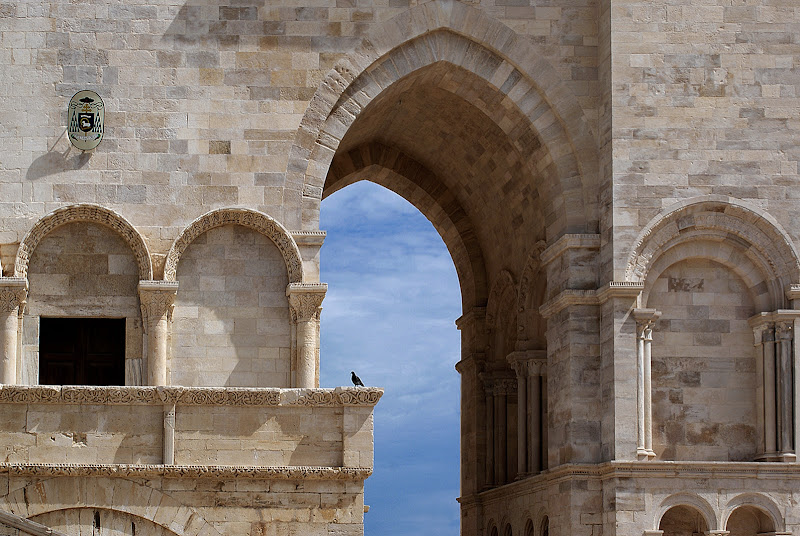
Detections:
39,317,126,385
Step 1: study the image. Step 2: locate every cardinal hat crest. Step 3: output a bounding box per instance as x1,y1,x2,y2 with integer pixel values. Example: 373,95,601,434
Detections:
67,90,104,150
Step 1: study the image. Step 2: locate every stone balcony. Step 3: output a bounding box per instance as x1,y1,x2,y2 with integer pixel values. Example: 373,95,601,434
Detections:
0,385,381,475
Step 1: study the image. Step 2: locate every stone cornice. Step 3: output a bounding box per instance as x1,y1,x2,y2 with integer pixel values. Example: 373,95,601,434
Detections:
472,461,800,505
0,386,383,407
748,309,800,329
291,230,327,246
539,282,644,318
0,463,372,481
539,234,600,266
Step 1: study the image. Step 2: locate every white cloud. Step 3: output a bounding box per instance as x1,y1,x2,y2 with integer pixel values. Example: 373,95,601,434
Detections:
320,181,462,535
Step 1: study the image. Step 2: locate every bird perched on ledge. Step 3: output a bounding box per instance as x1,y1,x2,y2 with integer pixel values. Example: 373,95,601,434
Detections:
351,371,364,387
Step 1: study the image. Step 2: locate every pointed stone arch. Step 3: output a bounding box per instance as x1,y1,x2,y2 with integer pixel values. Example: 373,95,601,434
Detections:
486,270,517,362
327,141,488,309
291,0,599,238
164,208,304,284
626,196,800,311
14,204,152,280
516,243,547,351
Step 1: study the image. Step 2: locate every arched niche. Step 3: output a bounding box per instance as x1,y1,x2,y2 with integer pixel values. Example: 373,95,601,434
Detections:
167,209,300,387
18,205,149,385
15,204,152,281
627,197,800,310
486,270,518,364
723,494,784,535
655,494,717,533
164,208,303,284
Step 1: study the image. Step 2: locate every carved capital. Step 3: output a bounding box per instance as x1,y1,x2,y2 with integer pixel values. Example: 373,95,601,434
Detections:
138,281,179,326
493,378,517,396
633,308,661,339
286,282,327,321
0,278,28,314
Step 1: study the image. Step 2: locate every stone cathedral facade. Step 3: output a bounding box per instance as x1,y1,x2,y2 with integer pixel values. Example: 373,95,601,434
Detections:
1,0,800,535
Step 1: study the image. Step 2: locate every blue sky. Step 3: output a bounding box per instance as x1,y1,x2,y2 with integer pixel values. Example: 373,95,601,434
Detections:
319,181,462,535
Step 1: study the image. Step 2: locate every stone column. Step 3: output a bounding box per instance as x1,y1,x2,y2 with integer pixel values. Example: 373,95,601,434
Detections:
481,375,495,488
287,283,327,388
750,311,799,462
511,357,528,477
138,281,178,386
776,320,794,458
633,308,660,460
163,403,176,465
0,278,27,385
529,357,546,473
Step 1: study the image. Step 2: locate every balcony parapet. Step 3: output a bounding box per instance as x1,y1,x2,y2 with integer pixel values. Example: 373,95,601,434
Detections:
0,385,383,407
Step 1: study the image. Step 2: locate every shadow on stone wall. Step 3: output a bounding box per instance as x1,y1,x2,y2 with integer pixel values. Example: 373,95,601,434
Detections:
26,131,91,181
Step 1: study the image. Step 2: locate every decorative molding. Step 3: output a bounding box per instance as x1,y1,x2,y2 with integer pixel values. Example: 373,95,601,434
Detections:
625,197,800,285
164,208,303,283
748,310,800,329
455,307,486,330
336,387,384,406
14,204,153,280
539,282,645,318
286,282,327,321
0,278,28,313
0,463,372,481
539,234,600,266
291,230,327,247
0,386,382,407
539,289,596,319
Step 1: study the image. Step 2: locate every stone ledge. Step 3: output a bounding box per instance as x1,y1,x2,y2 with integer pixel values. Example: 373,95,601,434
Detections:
471,461,800,504
0,386,383,407
0,463,373,480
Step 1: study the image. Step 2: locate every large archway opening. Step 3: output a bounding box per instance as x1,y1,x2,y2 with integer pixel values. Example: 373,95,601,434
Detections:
320,181,461,534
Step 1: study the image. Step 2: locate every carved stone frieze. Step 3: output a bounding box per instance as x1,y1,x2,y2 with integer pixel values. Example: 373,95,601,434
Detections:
14,204,153,280
287,283,327,321
0,463,372,481
0,278,27,314
0,386,382,407
164,208,303,283
335,387,384,406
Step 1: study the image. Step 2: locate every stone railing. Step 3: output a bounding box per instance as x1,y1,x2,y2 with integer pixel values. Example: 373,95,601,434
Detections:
0,386,382,472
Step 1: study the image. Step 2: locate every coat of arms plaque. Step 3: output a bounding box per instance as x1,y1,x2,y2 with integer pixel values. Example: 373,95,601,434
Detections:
67,90,104,150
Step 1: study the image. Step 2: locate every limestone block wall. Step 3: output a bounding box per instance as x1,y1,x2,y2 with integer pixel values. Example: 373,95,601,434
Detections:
648,259,758,461
0,385,381,469
22,221,142,384
1,473,369,536
0,402,162,465
171,224,291,388
609,0,800,277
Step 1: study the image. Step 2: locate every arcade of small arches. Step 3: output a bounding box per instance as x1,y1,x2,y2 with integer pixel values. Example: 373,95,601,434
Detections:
0,204,326,390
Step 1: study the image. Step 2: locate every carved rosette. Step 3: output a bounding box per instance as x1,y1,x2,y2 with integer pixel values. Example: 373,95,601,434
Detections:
287,283,327,322
0,278,28,314
138,281,179,327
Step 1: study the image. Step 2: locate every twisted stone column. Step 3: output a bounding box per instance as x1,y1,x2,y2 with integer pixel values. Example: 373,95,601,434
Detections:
287,283,327,388
0,278,27,385
138,281,178,386
633,308,660,460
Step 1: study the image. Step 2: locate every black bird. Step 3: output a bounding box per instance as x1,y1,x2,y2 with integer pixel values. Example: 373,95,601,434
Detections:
351,371,364,387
